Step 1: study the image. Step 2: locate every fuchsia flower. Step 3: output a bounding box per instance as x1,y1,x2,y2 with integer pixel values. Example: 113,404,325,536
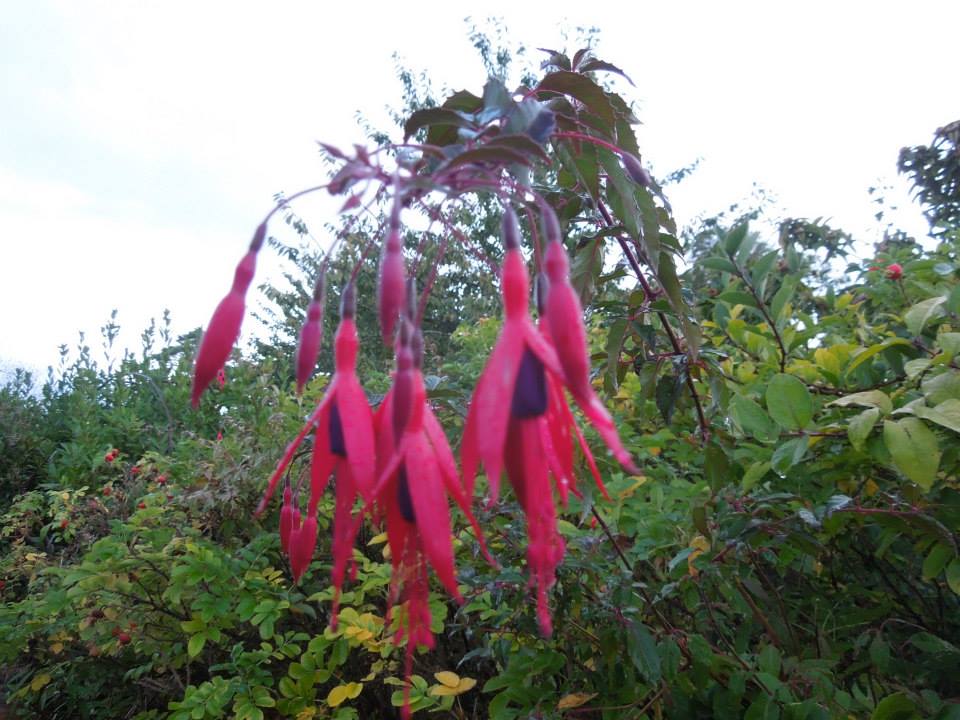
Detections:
257,283,376,593
461,207,637,636
886,263,903,280
369,314,492,718
192,223,266,407
295,277,325,394
541,209,640,476
377,201,406,344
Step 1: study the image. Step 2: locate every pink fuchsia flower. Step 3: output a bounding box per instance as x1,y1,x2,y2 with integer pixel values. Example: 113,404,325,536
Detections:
295,276,326,394
541,207,639,476
192,224,266,407
886,263,903,280
216,368,226,388
257,284,376,591
369,318,492,719
461,208,583,636
535,276,609,507
377,201,406,344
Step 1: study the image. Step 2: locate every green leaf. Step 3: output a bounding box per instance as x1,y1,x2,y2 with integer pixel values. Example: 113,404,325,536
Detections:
770,276,799,321
751,250,780,295
537,71,615,128
923,370,960,403
914,399,960,434
904,296,946,336
946,559,960,594
717,291,758,308
701,256,739,274
742,462,772,492
845,338,913,376
724,224,749,257
766,374,814,429
938,332,960,360
187,633,206,658
883,418,941,491
871,692,918,720
828,390,892,415
771,436,809,473
848,407,880,451
628,622,661,683
730,395,779,442
922,543,954,581
605,318,629,391
403,108,470,141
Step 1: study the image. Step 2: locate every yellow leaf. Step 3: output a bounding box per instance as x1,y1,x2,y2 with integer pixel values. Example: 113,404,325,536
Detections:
865,479,879,497
61,492,70,501
688,535,711,577
296,708,317,720
430,676,476,697
30,673,52,692
557,692,596,710
434,671,460,688
50,642,64,654
382,544,392,560
367,532,388,545
327,685,348,707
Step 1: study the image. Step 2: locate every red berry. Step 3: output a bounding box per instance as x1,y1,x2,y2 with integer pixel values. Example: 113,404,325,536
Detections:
166,494,174,501
117,632,131,645
885,263,903,280
156,475,167,485
103,487,112,496
137,502,146,509
60,519,69,529
131,466,141,475
105,452,115,463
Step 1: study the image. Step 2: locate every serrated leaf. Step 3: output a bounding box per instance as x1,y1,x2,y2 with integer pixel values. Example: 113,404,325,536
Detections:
766,374,814,429
403,108,471,141
904,296,946,336
848,407,880,451
883,418,940,491
537,71,615,128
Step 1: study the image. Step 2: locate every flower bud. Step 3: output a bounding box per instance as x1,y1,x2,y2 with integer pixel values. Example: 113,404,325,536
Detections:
885,263,903,280
295,287,325,395
544,240,592,402
191,248,259,407
620,152,651,187
378,231,406,344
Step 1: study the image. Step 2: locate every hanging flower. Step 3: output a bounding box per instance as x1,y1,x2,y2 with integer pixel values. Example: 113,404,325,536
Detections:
541,207,639,475
257,283,375,593
295,276,325,394
369,316,492,719
192,224,265,407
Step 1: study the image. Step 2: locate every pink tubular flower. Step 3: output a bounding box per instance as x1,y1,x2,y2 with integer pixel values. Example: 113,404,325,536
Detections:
378,201,406,344
541,207,639,475
369,317,492,718
192,223,266,407
295,277,325,394
461,207,577,635
257,283,375,591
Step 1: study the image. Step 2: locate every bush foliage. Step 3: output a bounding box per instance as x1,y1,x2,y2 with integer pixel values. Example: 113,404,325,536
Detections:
2,43,959,720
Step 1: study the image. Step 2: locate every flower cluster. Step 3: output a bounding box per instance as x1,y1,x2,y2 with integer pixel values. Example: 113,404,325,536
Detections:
192,197,638,717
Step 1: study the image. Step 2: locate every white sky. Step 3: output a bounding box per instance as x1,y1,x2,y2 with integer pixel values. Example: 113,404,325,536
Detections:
1,1,957,376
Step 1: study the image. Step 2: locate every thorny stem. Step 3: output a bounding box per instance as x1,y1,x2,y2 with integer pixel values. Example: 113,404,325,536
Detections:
595,202,711,442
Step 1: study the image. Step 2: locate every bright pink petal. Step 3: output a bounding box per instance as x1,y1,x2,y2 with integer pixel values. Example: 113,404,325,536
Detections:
290,515,318,583
330,462,359,618
404,434,461,601
337,377,376,501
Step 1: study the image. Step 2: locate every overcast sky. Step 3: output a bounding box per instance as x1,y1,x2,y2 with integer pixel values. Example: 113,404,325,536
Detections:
1,1,957,376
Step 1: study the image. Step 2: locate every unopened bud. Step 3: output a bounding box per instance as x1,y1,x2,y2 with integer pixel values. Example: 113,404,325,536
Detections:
620,153,651,187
